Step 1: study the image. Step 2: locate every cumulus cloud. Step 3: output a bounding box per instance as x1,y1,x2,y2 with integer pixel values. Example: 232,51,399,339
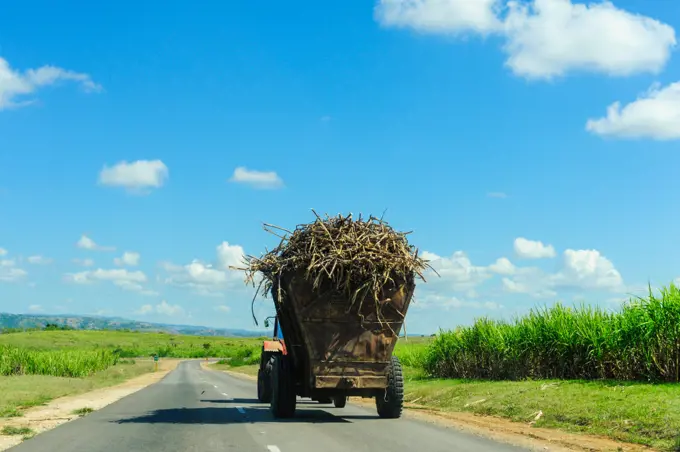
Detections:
375,0,676,79
0,259,27,282
228,167,284,189
0,248,7,256
215,305,231,313
28,304,43,313
0,57,102,110
501,248,624,296
488,257,516,275
374,0,503,35
586,81,680,140
65,268,157,295
421,250,492,291
76,235,115,252
98,160,169,193
137,300,184,316
514,237,556,259
162,241,246,297
502,0,676,79
552,249,623,291
114,251,140,267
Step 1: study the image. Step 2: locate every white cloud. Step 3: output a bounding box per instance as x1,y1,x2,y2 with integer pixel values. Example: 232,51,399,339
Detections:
502,0,676,79
228,167,284,189
27,255,52,265
217,242,245,269
375,0,676,79
0,57,102,110
28,304,43,313
114,251,140,267
552,249,624,291
514,237,556,259
415,293,503,311
76,235,115,252
215,305,231,313
586,81,680,140
137,300,184,316
64,268,156,295
421,250,492,291
374,0,503,35
162,242,246,297
0,248,7,256
501,248,624,296
98,160,169,193
0,259,27,282
488,257,516,275
73,258,95,267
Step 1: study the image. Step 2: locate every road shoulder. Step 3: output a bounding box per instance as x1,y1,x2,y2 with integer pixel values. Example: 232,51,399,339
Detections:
0,359,181,451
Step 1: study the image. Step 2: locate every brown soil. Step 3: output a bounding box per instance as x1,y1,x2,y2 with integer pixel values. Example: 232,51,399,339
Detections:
0,359,181,451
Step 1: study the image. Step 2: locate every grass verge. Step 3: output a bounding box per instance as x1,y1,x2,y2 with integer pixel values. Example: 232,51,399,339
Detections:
0,360,153,418
404,375,680,451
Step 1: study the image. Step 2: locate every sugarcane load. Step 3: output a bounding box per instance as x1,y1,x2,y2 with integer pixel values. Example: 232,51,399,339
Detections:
233,210,433,419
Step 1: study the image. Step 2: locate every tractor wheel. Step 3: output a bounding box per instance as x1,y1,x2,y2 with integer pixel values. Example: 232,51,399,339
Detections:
257,368,271,403
333,395,347,408
376,355,404,419
270,354,296,418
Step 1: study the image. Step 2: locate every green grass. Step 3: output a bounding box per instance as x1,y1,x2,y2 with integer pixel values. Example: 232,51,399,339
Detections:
1,426,34,436
0,360,153,418
71,407,94,416
426,283,680,382
0,346,118,377
402,377,680,451
0,329,263,360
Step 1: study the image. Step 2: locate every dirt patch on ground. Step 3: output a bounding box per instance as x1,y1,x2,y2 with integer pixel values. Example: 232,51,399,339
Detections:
214,367,653,452
0,359,181,451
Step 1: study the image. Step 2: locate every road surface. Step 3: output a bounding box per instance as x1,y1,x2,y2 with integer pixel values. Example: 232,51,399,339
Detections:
9,361,527,452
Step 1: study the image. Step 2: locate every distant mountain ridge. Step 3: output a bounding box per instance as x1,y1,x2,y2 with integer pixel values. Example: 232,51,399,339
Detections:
0,313,263,337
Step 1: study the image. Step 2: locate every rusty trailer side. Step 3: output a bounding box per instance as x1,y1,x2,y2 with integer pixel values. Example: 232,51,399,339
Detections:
258,269,414,418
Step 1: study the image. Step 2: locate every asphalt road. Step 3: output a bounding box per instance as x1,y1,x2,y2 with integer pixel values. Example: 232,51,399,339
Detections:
9,361,528,452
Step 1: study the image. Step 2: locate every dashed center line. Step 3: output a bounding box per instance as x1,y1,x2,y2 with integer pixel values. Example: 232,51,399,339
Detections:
236,406,245,414
221,392,229,397
213,385,218,388
267,446,281,452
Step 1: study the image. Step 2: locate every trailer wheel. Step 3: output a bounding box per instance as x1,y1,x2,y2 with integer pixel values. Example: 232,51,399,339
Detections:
376,355,404,419
270,354,296,418
333,395,347,408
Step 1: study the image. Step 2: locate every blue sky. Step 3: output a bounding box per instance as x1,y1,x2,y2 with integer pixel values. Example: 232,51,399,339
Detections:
1,0,679,334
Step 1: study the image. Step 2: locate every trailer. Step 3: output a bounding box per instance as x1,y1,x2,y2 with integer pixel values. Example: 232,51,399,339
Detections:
256,268,414,419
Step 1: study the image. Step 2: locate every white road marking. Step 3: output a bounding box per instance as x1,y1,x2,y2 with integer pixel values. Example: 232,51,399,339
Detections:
236,406,246,414
267,446,281,452
222,392,229,397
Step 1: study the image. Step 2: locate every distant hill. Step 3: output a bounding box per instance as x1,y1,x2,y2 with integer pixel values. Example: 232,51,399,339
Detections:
0,313,263,337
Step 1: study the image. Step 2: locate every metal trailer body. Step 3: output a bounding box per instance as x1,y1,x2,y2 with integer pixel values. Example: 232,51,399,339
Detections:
256,268,415,419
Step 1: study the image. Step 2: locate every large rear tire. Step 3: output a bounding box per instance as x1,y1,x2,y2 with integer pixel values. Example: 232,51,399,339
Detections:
376,355,404,419
270,354,296,418
333,395,347,408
